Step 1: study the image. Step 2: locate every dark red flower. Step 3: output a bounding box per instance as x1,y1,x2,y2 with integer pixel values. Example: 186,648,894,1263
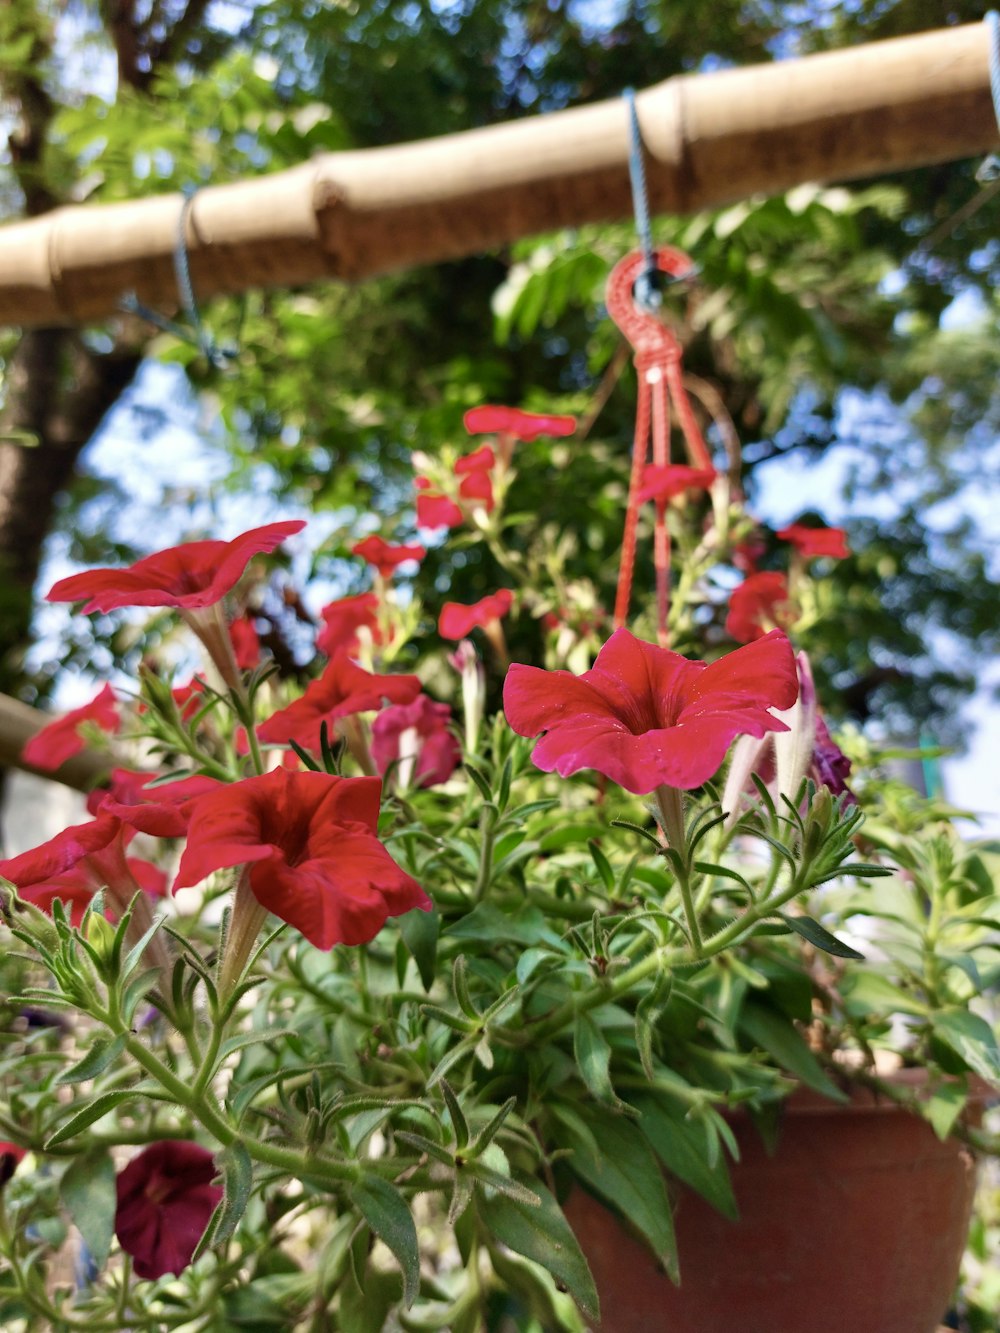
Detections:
503,627,798,795
776,523,850,560
725,572,793,644
115,1141,222,1280
316,593,382,658
636,464,716,505
173,770,430,949
352,535,426,578
229,616,261,670
46,521,305,614
257,653,421,752
415,478,464,530
22,684,120,771
0,1141,25,1187
371,694,461,788
463,405,577,443
438,589,514,641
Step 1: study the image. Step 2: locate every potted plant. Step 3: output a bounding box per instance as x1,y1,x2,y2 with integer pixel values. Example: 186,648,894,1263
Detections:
0,390,996,1333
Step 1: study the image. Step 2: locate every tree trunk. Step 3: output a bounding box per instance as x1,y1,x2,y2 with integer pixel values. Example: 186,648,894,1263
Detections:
0,329,141,696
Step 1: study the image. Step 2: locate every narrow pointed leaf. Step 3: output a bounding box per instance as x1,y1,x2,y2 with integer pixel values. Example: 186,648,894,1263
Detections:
778,912,864,959
478,1175,599,1322
350,1176,420,1308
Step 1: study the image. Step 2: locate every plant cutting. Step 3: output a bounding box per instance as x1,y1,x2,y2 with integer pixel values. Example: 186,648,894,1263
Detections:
0,262,997,1333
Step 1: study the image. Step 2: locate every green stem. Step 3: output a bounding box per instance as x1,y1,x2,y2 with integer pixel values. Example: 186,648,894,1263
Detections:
474,805,498,902
116,1253,132,1325
655,785,703,955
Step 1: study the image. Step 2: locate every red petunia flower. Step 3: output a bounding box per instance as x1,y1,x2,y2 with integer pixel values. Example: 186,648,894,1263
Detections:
46,521,305,614
94,769,223,838
229,616,261,671
776,523,850,560
173,769,430,949
415,478,464,531
0,1141,25,1187
438,589,514,641
503,627,799,795
733,535,766,574
22,684,120,771
463,405,577,443
371,694,461,788
115,1141,222,1280
636,465,716,505
0,811,142,922
454,445,495,475
352,535,426,578
257,653,421,752
316,592,382,658
726,572,794,644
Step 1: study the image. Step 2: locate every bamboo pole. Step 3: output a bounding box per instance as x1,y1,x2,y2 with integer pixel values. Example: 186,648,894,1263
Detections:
0,21,996,330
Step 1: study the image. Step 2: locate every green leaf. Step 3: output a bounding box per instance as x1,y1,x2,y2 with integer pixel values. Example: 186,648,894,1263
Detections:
464,763,492,801
923,1082,967,1142
587,840,615,892
573,1013,614,1103
777,912,864,959
930,1010,1000,1083
56,1033,128,1086
738,1002,847,1102
559,1108,678,1281
634,1096,738,1221
61,1149,117,1269
120,913,167,982
443,902,561,948
212,1141,253,1244
350,1176,420,1308
398,906,439,990
478,1175,599,1322
45,1090,145,1148
440,1080,469,1150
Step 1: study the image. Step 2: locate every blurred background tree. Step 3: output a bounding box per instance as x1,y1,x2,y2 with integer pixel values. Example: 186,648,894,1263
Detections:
1,0,998,746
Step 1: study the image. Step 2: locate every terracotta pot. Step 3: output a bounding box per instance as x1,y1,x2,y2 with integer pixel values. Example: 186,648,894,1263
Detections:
565,1075,981,1333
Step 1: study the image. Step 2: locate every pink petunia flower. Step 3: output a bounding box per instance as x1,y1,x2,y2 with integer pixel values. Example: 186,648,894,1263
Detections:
438,589,514,642
22,684,120,771
46,521,305,614
173,769,430,950
776,523,850,560
503,627,799,795
725,572,794,644
371,694,461,789
115,1141,222,1280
